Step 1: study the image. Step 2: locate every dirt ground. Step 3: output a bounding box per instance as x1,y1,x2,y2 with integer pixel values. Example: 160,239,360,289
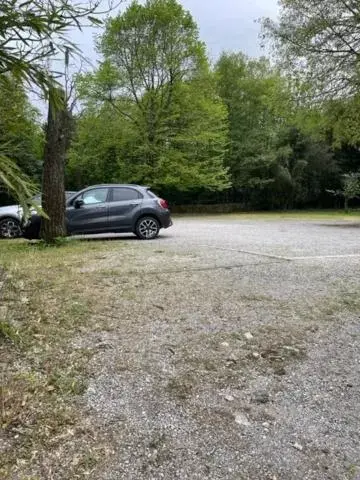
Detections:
1,216,360,479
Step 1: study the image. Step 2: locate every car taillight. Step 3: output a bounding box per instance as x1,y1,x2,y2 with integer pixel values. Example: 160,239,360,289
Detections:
158,198,169,209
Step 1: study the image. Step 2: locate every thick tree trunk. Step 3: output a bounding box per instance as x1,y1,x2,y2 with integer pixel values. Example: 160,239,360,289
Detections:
40,90,70,242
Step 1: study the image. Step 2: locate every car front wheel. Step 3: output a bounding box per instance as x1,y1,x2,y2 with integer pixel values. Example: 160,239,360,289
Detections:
0,217,22,238
135,216,160,240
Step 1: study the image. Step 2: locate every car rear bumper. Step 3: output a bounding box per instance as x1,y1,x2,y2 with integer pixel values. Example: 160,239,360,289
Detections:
159,212,173,229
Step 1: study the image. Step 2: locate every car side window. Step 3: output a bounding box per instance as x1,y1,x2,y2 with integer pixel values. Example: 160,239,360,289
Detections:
81,188,109,205
111,188,141,202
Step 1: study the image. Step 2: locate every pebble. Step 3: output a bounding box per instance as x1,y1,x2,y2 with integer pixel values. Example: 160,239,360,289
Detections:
224,394,235,402
244,332,254,340
235,412,251,426
292,442,304,451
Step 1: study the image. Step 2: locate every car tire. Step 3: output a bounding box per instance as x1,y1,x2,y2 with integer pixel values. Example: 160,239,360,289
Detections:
135,216,160,240
0,217,22,239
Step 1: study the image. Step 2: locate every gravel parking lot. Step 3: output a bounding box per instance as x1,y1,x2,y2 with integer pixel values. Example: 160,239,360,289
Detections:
77,217,360,480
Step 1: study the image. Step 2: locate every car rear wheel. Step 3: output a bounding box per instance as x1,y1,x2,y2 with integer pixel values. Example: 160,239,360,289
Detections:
135,216,160,240
0,217,22,238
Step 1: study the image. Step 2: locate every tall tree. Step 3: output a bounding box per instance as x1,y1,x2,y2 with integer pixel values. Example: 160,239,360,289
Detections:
216,52,340,209
76,0,230,193
327,172,360,211
216,53,292,192
269,127,338,209
262,0,360,99
40,89,71,242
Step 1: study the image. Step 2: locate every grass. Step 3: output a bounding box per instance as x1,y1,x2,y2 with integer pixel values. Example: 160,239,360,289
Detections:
0,238,125,479
174,209,360,221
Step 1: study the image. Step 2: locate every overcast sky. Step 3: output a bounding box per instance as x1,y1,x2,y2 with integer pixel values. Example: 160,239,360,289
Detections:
180,0,279,58
73,0,279,69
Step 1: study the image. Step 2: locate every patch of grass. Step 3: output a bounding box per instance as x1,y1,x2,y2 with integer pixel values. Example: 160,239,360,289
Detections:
175,209,360,222
0,238,126,478
0,320,21,344
47,369,87,396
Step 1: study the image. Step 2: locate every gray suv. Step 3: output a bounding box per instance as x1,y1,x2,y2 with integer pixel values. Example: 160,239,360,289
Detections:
23,184,172,240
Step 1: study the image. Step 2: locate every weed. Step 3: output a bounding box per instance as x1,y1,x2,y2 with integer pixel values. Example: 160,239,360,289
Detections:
0,320,21,344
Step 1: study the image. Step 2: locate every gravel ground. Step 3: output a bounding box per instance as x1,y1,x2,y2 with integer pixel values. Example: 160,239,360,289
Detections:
75,218,360,480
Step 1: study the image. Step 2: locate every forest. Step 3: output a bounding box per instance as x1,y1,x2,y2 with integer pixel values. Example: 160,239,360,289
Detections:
1,0,360,218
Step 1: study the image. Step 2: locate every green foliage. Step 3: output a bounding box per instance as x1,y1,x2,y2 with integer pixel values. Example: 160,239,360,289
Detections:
0,0,112,95
0,320,21,344
269,128,338,209
67,106,131,189
0,1,117,207
99,0,208,94
2,0,360,211
215,52,341,209
343,173,360,201
327,173,360,211
0,78,44,181
0,77,43,207
215,53,290,189
322,96,360,147
262,0,360,99
0,153,38,215
72,0,229,193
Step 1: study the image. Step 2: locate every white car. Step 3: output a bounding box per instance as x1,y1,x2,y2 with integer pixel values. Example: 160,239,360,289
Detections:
0,192,76,238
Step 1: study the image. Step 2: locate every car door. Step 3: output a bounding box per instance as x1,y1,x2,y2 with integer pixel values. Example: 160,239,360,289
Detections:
66,187,110,233
108,187,143,230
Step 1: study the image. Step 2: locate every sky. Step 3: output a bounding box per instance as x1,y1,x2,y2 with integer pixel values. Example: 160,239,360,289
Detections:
73,0,279,69
180,0,279,58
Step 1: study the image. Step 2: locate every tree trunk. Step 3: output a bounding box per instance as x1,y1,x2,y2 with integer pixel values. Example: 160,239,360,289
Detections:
344,197,349,212
40,90,70,242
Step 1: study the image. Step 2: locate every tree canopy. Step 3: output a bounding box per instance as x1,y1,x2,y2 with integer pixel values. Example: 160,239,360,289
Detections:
72,0,230,194
1,0,360,214
262,0,360,99
0,0,118,206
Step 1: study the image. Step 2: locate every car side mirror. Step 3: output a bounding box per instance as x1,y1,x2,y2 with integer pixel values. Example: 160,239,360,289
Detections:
74,199,84,209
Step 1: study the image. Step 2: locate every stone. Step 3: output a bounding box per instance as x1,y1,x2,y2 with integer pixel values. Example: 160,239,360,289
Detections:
234,412,250,426
224,394,235,402
292,442,303,451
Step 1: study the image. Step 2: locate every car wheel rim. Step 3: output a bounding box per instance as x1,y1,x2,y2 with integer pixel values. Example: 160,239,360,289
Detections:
139,219,158,239
0,219,22,238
